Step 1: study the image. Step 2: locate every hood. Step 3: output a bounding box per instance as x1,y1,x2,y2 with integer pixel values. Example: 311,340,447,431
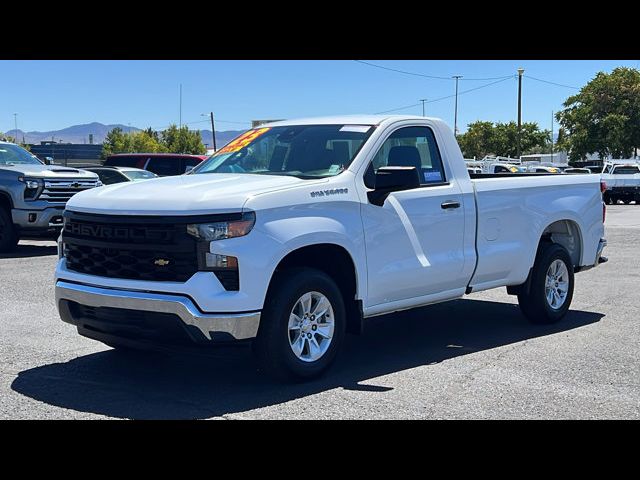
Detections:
66,173,325,215
0,164,98,179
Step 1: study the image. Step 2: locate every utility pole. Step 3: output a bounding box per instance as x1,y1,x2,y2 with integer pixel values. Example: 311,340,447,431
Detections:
210,112,217,151
13,113,18,143
452,76,462,136
550,110,554,164
420,99,428,117
179,84,182,129
517,67,524,158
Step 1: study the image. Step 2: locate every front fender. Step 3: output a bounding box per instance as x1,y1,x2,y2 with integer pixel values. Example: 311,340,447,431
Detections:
254,202,367,303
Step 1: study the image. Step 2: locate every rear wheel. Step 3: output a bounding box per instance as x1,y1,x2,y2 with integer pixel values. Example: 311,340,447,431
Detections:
518,243,574,324
0,209,18,253
253,268,346,382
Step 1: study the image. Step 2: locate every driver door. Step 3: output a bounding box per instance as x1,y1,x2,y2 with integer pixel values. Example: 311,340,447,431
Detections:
361,125,468,307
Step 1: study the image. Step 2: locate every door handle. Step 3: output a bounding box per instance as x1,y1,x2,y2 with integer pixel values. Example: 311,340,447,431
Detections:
441,201,461,209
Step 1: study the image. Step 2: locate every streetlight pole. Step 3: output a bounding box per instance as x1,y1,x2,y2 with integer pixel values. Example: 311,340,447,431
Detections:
420,99,428,117
517,67,524,158
13,113,18,144
179,84,182,130
550,110,554,164
210,112,217,151
452,76,462,136
201,112,217,151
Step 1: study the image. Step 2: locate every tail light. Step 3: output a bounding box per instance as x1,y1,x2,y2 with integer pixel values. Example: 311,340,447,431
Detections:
600,180,607,193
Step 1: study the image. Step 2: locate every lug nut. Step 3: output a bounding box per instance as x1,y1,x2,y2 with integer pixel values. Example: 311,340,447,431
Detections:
312,325,317,331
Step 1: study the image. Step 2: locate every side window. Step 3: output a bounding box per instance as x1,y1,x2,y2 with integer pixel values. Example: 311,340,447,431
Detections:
365,126,445,187
146,157,177,176
184,158,200,172
97,170,122,185
495,165,508,173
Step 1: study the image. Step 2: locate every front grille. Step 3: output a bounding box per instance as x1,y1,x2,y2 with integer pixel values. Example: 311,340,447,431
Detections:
62,212,200,282
38,179,99,203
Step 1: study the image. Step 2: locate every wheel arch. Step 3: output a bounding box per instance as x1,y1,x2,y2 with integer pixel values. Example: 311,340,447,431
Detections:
266,243,364,334
0,190,13,212
538,218,584,268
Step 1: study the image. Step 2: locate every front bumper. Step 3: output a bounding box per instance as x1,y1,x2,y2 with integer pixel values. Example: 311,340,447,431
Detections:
12,206,65,230
55,280,261,345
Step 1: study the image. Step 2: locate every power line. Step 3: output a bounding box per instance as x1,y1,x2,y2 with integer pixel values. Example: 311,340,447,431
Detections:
354,60,513,81
375,102,423,114
374,76,514,114
355,60,451,80
525,75,580,90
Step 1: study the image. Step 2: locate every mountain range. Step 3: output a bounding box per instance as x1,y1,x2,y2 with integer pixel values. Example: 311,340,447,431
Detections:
3,122,246,148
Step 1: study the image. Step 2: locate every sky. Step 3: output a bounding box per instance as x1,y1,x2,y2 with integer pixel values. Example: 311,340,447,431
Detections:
1,60,638,135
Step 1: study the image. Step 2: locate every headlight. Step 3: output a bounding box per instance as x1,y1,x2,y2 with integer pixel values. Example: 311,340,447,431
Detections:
18,177,44,200
187,212,255,241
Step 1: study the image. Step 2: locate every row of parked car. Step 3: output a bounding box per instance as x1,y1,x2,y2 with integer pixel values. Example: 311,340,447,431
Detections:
82,153,209,185
465,160,640,205
0,144,210,252
466,162,601,175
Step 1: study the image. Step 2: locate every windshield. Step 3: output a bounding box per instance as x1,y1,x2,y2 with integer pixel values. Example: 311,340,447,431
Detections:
124,170,157,181
193,124,374,178
0,144,43,165
612,166,640,174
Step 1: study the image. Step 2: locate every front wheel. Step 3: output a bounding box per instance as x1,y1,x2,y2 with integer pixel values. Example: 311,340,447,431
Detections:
518,243,574,324
253,268,346,382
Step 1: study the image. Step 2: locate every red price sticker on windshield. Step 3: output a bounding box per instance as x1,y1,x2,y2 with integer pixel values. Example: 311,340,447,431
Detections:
216,127,271,154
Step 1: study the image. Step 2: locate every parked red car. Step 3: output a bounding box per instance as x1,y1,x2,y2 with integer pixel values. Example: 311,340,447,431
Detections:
103,153,209,177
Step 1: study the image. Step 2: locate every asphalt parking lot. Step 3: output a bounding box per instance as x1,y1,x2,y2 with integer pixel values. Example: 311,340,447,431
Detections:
0,205,638,419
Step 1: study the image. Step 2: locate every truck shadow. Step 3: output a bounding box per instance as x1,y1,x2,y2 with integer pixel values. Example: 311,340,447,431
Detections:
11,299,603,419
0,243,57,259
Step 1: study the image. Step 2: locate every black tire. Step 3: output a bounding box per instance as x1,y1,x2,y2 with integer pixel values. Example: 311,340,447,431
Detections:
0,208,18,253
253,268,346,382
518,243,574,324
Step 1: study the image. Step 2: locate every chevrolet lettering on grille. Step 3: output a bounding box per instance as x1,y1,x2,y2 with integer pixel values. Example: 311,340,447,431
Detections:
65,222,173,242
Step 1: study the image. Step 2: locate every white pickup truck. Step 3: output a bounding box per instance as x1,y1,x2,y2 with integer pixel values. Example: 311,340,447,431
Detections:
55,115,608,381
601,161,640,204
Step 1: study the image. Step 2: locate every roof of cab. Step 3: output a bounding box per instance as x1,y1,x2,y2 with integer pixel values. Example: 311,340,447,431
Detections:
261,114,430,128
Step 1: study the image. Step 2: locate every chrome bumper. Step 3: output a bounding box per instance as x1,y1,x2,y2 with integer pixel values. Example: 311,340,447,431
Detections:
55,280,261,341
595,238,607,265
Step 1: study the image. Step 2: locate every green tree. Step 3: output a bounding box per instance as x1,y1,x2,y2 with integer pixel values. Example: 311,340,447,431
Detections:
101,127,127,158
457,121,549,158
160,125,206,154
556,67,640,161
101,126,168,158
456,121,495,159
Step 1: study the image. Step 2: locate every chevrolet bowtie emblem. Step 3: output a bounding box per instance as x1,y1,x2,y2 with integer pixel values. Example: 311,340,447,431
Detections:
71,182,81,188
154,259,170,267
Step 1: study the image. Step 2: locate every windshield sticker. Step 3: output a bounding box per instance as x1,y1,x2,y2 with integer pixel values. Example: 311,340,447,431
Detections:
339,125,371,133
424,171,443,182
216,128,270,154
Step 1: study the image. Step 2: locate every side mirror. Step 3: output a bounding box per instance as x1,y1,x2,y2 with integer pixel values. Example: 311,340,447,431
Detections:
44,157,54,165
367,166,421,206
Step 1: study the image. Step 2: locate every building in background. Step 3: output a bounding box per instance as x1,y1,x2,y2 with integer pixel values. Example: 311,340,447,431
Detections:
29,141,102,166
520,152,569,165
